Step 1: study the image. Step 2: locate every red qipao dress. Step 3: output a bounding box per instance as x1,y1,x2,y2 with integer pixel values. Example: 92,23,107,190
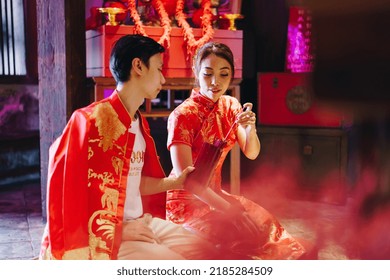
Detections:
40,91,166,259
166,89,306,259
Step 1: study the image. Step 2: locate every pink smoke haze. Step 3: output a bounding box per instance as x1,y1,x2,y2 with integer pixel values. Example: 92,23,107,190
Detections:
238,156,390,259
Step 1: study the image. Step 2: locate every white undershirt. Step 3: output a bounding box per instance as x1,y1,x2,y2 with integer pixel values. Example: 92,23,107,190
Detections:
123,117,146,220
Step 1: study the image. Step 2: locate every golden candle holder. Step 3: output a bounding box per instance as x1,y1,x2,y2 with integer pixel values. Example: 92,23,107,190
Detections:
220,13,244,31
98,7,127,26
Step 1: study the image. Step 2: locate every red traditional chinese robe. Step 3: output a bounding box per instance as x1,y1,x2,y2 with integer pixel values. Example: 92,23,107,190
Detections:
40,91,166,260
166,89,306,260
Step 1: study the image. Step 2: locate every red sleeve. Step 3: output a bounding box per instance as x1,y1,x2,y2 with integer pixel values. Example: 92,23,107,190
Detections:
167,109,198,150
46,110,90,259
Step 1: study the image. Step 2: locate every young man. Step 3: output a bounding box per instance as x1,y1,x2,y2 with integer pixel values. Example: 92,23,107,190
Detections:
40,35,213,260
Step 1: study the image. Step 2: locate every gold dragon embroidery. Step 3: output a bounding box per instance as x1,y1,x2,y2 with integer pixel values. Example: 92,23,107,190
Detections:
91,102,126,152
87,101,131,258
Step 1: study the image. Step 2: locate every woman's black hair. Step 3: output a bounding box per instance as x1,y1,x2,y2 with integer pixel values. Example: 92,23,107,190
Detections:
193,42,235,86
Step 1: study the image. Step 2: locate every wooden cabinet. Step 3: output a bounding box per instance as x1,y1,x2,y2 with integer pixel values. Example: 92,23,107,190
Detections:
255,126,348,204
254,71,350,204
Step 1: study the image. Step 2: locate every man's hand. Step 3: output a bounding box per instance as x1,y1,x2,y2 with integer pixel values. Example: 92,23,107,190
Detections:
122,218,160,243
174,165,195,189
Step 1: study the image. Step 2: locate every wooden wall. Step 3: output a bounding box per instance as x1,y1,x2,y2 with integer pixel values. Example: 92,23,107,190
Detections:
37,0,88,218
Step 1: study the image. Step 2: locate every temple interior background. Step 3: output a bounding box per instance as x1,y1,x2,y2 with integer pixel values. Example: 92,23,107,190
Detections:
0,0,389,260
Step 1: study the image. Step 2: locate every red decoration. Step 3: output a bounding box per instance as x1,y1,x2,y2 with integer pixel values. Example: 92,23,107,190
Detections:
104,1,127,23
192,8,203,27
127,0,172,47
86,7,102,30
176,0,214,56
285,7,315,73
161,0,177,17
192,7,218,28
127,0,214,54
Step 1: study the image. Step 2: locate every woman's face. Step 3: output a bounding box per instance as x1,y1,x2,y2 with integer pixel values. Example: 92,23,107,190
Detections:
197,54,232,102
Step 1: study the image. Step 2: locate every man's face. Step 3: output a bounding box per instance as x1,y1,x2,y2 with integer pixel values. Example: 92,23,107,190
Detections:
142,53,166,100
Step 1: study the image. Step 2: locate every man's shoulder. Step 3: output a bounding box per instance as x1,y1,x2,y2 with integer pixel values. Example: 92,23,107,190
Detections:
71,98,114,118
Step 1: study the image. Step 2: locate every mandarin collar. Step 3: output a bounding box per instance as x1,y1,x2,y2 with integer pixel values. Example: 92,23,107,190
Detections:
191,88,217,110
108,90,132,127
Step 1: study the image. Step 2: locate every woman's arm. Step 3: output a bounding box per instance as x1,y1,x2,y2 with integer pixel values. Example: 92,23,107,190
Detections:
236,103,261,160
170,143,193,176
169,143,232,211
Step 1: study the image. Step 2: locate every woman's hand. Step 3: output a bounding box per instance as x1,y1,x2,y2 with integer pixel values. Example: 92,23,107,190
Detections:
236,102,260,160
122,216,160,243
236,103,256,128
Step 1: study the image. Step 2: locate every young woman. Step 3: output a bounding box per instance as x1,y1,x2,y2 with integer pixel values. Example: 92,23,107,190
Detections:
166,42,307,259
